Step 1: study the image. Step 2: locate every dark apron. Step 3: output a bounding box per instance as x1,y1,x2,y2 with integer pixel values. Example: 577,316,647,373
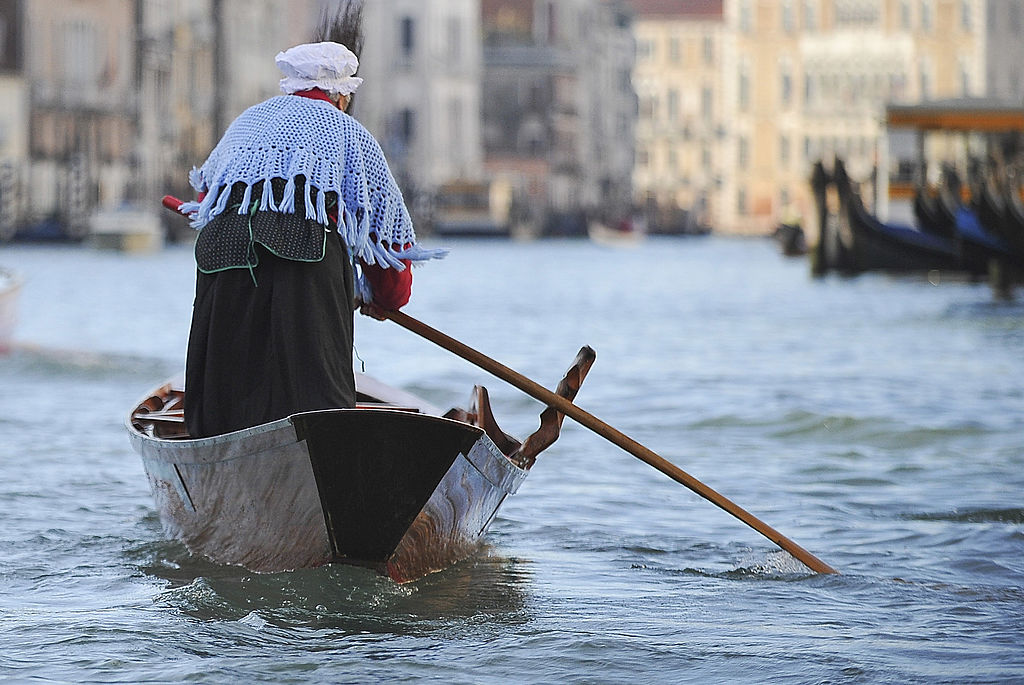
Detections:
184,180,356,438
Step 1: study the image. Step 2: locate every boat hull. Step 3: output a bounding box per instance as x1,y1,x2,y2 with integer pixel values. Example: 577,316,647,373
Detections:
129,386,528,582
0,268,21,353
813,160,961,274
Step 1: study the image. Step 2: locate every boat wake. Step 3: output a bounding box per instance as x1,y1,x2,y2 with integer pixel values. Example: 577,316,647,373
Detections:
132,535,531,630
903,507,1024,524
2,342,175,378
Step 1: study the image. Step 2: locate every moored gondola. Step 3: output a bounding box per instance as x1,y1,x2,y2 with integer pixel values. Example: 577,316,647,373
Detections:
814,159,961,274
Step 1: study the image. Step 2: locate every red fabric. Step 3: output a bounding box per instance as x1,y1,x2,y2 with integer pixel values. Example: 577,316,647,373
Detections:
291,88,334,104
362,255,412,310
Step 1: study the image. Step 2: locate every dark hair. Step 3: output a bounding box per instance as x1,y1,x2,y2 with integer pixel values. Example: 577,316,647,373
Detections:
313,1,364,60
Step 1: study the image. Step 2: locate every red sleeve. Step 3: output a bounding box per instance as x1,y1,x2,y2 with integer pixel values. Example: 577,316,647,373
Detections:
362,257,412,310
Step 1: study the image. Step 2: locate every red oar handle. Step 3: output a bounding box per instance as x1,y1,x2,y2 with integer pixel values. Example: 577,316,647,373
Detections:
162,195,187,215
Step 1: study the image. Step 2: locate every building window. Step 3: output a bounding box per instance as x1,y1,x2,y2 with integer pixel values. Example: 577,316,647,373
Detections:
737,187,747,215
780,61,793,108
545,0,557,44
447,17,462,66
400,16,416,59
780,134,790,167
667,88,679,122
960,1,972,30
63,20,99,89
669,37,681,63
834,0,880,26
739,0,753,33
398,108,415,145
900,0,911,30
637,38,653,61
920,1,932,32
739,61,750,111
803,0,817,31
449,97,463,149
703,36,714,65
959,57,970,95
738,136,749,169
701,85,713,121
639,94,657,121
782,1,795,33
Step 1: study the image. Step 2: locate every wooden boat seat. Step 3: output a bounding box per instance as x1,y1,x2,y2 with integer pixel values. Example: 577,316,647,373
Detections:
131,389,427,441
133,409,184,423
354,402,421,413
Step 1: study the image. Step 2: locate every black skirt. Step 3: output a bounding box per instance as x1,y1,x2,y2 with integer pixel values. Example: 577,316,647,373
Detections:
184,219,356,438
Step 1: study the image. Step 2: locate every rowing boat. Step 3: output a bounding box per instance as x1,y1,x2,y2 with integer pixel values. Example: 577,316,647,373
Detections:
128,348,594,582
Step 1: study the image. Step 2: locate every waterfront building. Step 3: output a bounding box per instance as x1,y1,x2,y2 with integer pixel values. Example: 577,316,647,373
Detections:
13,0,137,238
985,0,1024,103
632,0,1012,237
354,0,484,228
632,0,724,234
0,0,28,240
481,0,636,235
137,0,319,235
0,0,321,241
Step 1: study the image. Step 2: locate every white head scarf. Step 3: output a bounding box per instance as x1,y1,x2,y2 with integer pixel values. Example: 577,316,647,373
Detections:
276,41,363,96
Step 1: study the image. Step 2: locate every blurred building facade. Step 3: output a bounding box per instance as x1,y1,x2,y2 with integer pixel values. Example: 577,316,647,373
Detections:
0,0,322,240
0,0,27,240
634,0,1022,236
984,0,1024,102
2,0,1022,242
632,0,723,235
481,0,636,235
3,0,138,239
139,0,320,235
355,0,485,226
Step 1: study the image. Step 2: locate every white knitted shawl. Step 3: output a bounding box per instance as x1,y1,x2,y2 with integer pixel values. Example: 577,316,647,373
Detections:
182,95,445,271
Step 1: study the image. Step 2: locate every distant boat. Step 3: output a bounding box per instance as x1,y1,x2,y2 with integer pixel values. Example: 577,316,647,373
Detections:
588,216,645,247
969,170,1024,262
771,222,807,256
914,169,1022,275
0,267,22,354
87,207,164,253
127,349,594,583
430,180,512,238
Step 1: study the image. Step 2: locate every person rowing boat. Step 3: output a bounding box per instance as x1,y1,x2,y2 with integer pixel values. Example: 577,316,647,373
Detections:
179,5,444,438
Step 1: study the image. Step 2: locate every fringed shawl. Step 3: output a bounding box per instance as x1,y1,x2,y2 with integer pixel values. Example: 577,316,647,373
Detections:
181,95,445,271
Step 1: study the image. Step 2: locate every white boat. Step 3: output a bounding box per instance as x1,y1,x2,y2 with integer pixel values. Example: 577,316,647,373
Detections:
0,267,21,353
587,218,645,247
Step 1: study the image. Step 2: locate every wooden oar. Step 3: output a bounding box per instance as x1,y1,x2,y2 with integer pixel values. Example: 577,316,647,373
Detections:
384,309,838,575
158,196,836,573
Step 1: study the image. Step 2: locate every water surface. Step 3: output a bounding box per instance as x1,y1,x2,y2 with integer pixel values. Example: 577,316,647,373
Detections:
1,237,1021,683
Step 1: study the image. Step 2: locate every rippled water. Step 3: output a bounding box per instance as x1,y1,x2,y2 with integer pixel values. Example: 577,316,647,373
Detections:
1,237,1022,683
